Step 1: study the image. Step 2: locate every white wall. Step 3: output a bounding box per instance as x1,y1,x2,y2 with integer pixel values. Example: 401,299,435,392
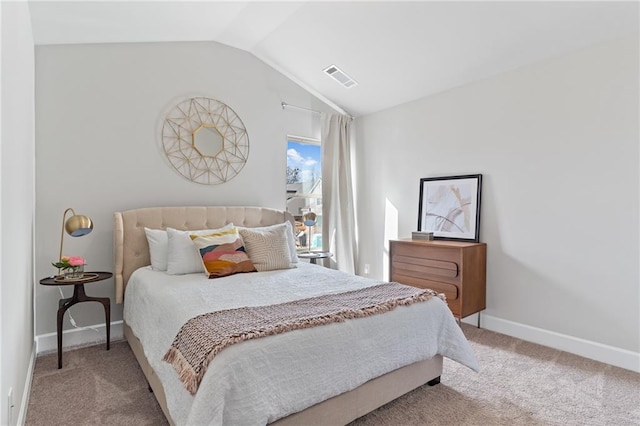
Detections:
1,2,36,424
34,41,333,343
355,36,639,369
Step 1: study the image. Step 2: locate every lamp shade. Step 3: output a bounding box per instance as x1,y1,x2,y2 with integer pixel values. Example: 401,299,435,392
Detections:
302,211,317,253
65,214,93,237
303,212,317,226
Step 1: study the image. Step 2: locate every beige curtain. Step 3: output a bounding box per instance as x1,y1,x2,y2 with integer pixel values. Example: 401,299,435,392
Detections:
321,113,357,273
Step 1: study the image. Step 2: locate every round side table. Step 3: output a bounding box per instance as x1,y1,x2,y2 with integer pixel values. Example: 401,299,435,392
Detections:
39,271,112,369
298,251,332,265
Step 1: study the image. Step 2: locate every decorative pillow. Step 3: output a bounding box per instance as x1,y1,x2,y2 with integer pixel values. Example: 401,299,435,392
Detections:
166,224,234,275
144,227,169,271
238,221,299,264
283,221,299,264
190,228,256,278
239,223,294,272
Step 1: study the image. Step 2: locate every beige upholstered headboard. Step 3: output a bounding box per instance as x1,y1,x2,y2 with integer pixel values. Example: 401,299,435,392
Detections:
113,206,295,303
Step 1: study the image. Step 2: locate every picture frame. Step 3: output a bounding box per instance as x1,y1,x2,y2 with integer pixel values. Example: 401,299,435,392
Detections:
417,174,483,242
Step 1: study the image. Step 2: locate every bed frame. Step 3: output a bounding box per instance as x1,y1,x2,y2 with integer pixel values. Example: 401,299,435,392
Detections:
114,206,443,425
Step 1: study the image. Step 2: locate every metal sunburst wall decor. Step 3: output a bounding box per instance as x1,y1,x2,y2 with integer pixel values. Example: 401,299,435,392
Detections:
162,97,249,185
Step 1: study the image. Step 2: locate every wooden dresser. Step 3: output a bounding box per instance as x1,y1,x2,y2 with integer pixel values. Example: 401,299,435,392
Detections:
389,239,486,320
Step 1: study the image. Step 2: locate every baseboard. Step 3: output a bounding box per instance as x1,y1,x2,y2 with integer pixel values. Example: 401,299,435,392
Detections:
462,313,640,373
17,343,36,426
35,320,124,355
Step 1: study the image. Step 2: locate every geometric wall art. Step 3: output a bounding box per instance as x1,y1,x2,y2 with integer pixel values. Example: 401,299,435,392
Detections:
162,97,249,184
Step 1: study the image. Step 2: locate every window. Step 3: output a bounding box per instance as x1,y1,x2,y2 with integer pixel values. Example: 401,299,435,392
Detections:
286,137,322,251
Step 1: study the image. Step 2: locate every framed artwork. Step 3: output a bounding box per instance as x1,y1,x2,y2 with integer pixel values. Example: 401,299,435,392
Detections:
417,174,483,242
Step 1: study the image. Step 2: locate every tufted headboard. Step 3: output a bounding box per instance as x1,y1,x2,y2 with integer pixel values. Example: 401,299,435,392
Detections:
113,206,295,303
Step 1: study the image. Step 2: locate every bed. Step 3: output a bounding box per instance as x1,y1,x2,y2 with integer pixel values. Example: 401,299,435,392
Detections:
114,206,478,425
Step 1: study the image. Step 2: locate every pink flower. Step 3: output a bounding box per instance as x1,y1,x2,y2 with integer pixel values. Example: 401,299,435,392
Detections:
67,256,85,267
52,256,85,271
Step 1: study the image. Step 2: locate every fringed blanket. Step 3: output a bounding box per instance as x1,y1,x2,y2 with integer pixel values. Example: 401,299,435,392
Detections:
163,282,444,395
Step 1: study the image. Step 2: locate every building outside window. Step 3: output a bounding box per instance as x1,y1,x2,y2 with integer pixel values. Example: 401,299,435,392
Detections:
286,137,322,251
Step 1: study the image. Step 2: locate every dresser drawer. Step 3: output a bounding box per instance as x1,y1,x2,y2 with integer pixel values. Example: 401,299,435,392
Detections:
391,273,459,302
392,241,460,263
391,246,461,285
392,255,458,280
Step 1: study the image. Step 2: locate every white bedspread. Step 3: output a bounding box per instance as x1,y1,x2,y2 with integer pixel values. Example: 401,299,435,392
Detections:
123,263,479,425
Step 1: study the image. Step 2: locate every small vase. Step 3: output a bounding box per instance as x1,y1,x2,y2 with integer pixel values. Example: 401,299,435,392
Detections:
64,265,84,280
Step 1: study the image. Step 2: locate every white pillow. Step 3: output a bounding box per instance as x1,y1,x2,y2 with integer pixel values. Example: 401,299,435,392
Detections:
239,224,294,272
144,228,169,271
284,221,299,263
166,224,234,275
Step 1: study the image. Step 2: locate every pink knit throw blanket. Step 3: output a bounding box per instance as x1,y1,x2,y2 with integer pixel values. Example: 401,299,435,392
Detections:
163,282,443,395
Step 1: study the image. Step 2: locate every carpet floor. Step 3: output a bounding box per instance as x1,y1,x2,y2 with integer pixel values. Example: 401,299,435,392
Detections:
26,324,640,425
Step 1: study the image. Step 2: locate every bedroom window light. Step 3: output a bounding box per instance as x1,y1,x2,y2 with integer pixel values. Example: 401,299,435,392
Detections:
286,136,322,251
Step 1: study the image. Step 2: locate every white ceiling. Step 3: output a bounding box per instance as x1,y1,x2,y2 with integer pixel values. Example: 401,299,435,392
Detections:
28,1,639,117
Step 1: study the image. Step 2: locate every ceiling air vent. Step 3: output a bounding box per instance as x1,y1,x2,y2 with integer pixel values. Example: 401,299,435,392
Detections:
323,64,358,88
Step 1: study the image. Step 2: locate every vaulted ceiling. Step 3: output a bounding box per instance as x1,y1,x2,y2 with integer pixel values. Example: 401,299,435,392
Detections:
28,1,639,117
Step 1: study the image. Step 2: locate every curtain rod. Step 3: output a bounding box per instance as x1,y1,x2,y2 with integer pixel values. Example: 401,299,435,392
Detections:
281,102,354,120
281,102,321,115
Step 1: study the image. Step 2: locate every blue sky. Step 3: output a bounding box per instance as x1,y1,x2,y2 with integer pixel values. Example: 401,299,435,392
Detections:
287,141,321,183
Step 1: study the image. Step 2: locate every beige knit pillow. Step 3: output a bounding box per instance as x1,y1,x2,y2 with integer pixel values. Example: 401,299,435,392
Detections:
239,224,295,272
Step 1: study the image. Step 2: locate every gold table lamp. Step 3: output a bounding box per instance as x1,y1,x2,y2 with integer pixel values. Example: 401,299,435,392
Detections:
58,208,93,266
302,212,317,253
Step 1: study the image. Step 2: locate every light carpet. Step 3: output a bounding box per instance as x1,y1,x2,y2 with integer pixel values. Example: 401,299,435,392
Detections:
26,324,640,425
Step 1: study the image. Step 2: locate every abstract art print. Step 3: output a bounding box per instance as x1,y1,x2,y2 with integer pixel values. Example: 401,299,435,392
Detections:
418,174,482,242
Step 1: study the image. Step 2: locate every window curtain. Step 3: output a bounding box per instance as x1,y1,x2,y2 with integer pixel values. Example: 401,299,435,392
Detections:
321,113,357,274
